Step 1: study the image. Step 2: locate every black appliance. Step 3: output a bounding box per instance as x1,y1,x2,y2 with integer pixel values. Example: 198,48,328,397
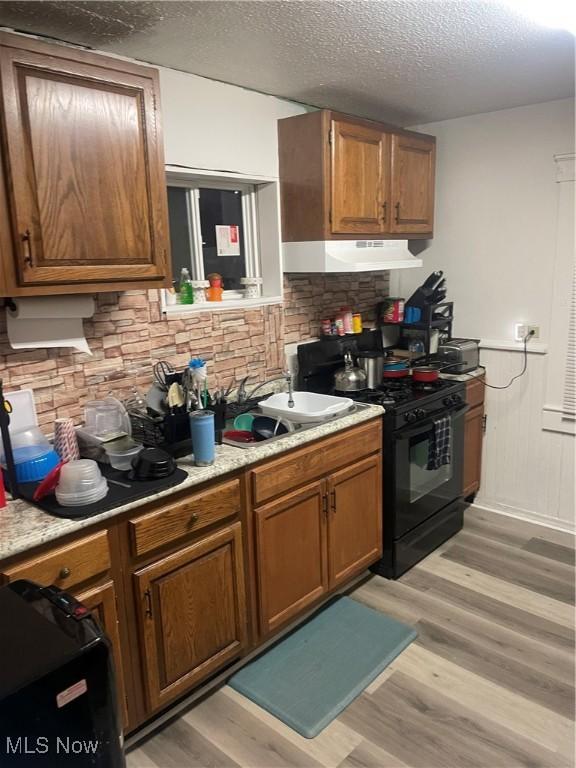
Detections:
0,580,125,767
298,337,468,579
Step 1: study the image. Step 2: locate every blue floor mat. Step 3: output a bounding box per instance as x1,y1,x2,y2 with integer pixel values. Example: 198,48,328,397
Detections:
229,595,417,738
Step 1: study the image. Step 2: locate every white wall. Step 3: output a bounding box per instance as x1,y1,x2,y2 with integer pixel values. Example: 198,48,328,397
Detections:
396,99,575,530
159,67,307,177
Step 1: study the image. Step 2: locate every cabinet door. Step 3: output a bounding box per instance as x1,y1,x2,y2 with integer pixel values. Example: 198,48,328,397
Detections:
134,523,247,712
463,404,484,499
327,454,382,588
255,481,328,636
76,581,128,728
0,36,169,286
390,133,435,235
330,119,389,234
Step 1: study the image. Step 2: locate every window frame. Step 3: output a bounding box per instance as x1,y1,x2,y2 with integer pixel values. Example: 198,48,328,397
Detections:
167,177,261,296
163,167,283,315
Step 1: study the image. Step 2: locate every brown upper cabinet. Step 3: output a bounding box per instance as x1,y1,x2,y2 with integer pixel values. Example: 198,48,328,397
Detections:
278,110,435,242
0,33,171,296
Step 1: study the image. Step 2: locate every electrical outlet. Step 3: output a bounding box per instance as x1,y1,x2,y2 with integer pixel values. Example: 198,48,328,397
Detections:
514,323,540,341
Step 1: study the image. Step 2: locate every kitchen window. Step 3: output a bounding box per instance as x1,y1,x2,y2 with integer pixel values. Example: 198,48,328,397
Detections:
166,172,278,309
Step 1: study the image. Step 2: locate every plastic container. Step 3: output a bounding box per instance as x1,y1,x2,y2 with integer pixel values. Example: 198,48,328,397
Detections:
55,459,108,507
105,443,142,471
0,427,61,483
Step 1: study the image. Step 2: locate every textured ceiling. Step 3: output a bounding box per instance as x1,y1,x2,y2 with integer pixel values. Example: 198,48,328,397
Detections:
0,0,573,125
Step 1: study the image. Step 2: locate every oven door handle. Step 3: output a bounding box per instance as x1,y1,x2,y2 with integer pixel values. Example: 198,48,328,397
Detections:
395,404,470,439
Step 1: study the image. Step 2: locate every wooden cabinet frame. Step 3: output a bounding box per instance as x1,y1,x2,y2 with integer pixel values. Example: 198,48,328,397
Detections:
279,109,435,242
0,31,171,295
133,522,248,712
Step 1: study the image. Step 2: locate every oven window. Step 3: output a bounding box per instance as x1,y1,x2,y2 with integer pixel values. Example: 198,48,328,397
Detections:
409,431,453,503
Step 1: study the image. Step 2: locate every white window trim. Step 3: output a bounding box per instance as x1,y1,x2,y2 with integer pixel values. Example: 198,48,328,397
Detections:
162,167,283,314
542,153,575,436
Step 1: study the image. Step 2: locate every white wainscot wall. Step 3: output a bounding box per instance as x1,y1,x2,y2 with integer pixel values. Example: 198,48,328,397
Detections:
476,348,575,532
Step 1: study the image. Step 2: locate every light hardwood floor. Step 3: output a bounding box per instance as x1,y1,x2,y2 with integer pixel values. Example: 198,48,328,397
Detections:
127,508,575,768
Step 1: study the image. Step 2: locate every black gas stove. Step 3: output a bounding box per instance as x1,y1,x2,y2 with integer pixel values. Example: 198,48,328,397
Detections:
297,336,468,579
346,378,465,430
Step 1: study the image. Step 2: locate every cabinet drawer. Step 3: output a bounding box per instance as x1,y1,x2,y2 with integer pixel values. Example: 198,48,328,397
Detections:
251,419,382,506
466,377,485,410
129,478,241,558
2,531,111,590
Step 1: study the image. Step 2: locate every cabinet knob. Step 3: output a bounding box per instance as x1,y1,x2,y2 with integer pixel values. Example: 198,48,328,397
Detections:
188,513,198,526
382,202,388,222
59,567,71,579
395,202,401,224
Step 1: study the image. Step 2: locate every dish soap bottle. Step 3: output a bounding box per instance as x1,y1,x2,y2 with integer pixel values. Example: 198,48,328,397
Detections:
179,267,194,304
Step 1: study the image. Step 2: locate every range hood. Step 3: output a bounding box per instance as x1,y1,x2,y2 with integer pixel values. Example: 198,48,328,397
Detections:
282,239,423,273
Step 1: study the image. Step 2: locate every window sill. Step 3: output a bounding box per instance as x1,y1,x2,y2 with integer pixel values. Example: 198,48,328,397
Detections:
542,405,576,435
162,296,282,315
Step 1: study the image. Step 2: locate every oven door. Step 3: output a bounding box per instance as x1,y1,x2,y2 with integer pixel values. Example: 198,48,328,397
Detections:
393,404,468,539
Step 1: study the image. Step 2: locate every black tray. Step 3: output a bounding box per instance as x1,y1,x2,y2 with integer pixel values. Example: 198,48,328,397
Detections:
17,463,189,520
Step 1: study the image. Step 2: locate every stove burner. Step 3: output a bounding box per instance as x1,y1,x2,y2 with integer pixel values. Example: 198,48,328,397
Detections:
346,376,457,410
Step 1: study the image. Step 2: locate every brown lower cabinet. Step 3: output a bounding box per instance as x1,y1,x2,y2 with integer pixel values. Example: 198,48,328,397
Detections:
133,522,248,712
0,417,383,733
76,581,129,726
254,451,382,636
463,377,486,499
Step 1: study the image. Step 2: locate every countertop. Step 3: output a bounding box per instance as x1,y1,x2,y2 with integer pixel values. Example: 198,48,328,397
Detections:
0,403,383,561
440,366,485,382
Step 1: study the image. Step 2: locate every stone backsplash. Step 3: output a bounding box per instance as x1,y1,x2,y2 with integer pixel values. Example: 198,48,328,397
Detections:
0,273,389,428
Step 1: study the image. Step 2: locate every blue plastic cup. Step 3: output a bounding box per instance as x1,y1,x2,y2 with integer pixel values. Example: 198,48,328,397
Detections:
189,410,215,466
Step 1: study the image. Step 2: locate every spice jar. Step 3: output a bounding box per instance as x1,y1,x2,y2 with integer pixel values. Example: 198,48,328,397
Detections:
340,306,353,334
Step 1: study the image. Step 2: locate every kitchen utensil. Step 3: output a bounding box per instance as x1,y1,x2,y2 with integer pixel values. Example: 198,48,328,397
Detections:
167,382,185,413
130,448,176,480
382,368,410,379
334,352,368,393
107,477,132,489
357,352,385,389
53,417,80,462
145,383,168,415
189,410,215,466
55,459,108,506
104,442,143,471
251,416,290,442
153,360,175,390
233,413,255,431
383,357,409,371
412,366,440,383
223,429,256,443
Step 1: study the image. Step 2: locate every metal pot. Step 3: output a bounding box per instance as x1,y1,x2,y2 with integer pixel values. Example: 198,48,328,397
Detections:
334,352,367,392
412,365,440,383
357,352,385,389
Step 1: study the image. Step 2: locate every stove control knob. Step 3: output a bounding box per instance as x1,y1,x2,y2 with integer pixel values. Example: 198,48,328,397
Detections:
415,409,426,419
443,396,452,406
404,411,417,423
452,393,462,404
